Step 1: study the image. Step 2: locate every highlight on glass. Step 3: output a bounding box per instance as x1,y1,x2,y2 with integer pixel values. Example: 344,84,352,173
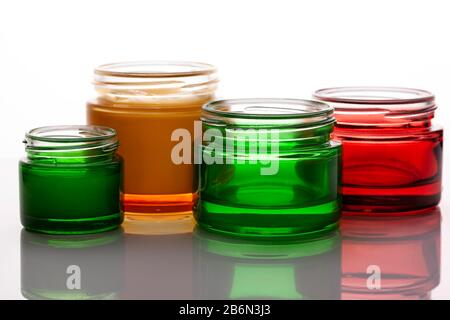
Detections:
19,125,123,234
87,61,218,218
314,87,443,213
195,98,342,238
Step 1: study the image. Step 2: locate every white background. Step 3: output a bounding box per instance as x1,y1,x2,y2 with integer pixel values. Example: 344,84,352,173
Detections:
0,0,449,299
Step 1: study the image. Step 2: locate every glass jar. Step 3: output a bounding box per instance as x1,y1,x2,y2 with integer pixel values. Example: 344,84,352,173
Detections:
196,98,342,238
314,87,443,212
19,125,123,234
87,61,218,219
341,207,441,300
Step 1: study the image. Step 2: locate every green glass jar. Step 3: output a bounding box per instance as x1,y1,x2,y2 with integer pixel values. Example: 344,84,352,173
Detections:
196,99,342,238
19,125,123,234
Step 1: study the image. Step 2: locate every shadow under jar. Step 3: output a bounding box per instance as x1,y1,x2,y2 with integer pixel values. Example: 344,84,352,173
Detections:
314,87,443,213
87,61,218,219
196,98,342,238
19,125,123,234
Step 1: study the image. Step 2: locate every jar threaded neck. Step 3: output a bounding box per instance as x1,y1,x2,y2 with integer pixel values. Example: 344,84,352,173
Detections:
93,61,218,103
24,125,119,161
313,87,436,127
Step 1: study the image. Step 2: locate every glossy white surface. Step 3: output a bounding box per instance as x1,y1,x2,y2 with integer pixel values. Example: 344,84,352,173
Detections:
1,0,450,299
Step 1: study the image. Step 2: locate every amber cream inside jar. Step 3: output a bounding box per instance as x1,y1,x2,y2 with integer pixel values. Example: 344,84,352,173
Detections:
87,61,218,219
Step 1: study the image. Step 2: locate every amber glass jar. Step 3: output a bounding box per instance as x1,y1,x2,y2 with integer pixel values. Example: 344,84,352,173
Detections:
87,61,218,219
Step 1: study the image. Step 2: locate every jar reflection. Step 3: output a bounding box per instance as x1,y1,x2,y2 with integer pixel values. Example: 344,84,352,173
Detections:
20,229,124,300
194,228,341,300
121,230,194,299
341,207,441,300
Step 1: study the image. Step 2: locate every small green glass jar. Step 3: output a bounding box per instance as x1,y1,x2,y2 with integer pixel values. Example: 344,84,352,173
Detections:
19,125,123,234
196,98,342,238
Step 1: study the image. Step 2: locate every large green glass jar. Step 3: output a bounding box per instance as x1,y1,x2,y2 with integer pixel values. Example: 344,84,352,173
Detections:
196,98,342,238
19,125,123,234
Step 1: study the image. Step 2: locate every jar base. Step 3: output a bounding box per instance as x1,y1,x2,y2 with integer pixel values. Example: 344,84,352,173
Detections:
21,213,123,235
123,192,197,215
342,193,441,213
195,200,340,239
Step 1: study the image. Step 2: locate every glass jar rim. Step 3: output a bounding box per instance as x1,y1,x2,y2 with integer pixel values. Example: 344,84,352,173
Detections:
313,86,435,105
203,98,333,120
94,60,217,78
26,125,117,143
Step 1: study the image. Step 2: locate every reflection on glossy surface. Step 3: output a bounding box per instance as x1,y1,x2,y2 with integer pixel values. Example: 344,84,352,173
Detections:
122,214,195,235
341,207,441,300
21,228,124,300
20,206,442,300
194,228,341,299
120,213,195,299
121,230,194,299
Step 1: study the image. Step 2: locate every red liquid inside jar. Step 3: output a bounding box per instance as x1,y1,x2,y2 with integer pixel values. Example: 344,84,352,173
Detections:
341,207,441,300
314,87,443,212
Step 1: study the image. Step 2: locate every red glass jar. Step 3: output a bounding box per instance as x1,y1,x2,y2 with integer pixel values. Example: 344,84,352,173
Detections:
341,207,441,300
314,87,443,212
